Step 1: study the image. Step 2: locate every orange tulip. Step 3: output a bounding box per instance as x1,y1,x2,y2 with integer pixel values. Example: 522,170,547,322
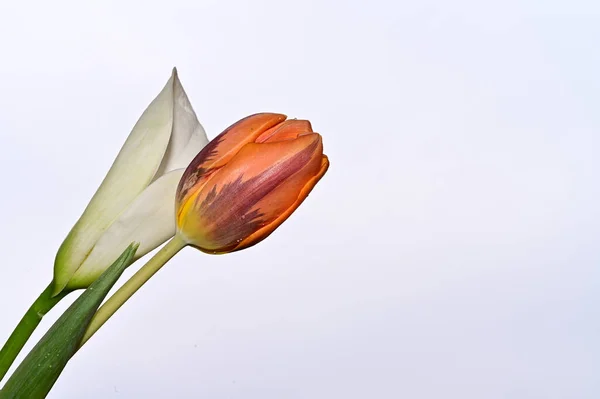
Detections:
176,113,329,253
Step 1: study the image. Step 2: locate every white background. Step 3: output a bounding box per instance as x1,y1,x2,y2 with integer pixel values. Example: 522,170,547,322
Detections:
1,0,599,398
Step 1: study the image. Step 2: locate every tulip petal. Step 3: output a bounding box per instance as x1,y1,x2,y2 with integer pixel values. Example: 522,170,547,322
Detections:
54,69,207,294
178,134,325,253
176,113,286,210
65,169,185,289
237,154,329,250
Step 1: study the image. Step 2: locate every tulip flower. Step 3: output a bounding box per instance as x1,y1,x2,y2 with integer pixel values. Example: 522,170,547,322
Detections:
79,113,329,344
53,68,209,294
176,113,329,253
0,69,208,382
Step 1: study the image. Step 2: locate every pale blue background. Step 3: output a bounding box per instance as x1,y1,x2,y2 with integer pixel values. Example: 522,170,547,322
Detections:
0,0,599,398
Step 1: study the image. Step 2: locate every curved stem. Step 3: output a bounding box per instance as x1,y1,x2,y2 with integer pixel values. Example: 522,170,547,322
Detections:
79,236,187,347
0,282,68,382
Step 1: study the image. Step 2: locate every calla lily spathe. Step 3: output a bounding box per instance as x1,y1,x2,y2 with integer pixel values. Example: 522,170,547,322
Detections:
53,69,209,294
176,113,329,253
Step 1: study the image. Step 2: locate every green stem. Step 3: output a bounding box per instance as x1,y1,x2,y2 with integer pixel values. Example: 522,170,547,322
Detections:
0,282,68,382
79,236,186,347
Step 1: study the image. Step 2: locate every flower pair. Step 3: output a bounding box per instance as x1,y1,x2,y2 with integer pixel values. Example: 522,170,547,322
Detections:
0,69,329,388
54,70,329,294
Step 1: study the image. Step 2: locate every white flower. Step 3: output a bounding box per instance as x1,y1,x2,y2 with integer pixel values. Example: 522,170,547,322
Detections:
53,68,208,294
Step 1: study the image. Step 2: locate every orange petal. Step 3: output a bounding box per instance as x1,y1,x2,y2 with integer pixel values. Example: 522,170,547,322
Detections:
235,154,329,251
256,119,313,143
178,134,325,253
176,113,286,209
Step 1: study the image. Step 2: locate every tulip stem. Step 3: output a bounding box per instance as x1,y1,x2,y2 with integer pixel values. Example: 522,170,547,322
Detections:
0,282,69,382
79,235,187,347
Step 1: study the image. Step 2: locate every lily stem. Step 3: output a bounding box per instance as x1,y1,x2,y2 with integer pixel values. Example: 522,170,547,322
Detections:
0,282,68,382
79,235,187,347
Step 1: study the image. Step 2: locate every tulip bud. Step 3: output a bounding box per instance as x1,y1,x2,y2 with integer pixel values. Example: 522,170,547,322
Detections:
176,113,329,253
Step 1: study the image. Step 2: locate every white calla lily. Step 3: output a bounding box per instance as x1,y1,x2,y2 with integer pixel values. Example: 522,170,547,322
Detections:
53,68,208,294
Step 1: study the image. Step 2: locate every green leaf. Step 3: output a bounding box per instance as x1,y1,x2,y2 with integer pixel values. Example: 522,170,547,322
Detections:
0,244,138,399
